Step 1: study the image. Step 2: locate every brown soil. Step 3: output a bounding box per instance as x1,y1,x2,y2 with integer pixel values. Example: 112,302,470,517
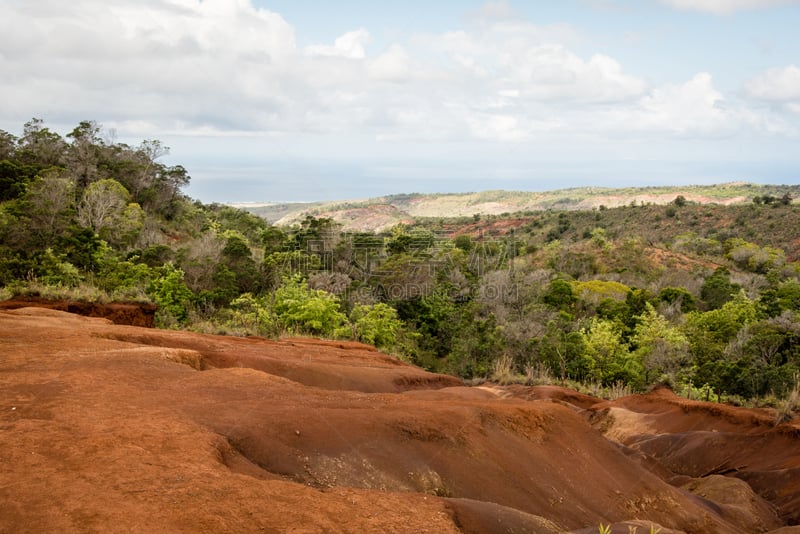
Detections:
646,246,720,272
0,297,156,327
446,217,534,238
318,204,414,233
2,308,798,533
589,387,800,527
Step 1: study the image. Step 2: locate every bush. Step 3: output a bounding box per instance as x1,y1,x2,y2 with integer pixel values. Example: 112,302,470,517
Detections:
273,275,347,337
226,293,278,337
95,245,153,298
658,286,696,313
36,248,82,287
345,303,404,348
147,263,195,326
700,267,739,310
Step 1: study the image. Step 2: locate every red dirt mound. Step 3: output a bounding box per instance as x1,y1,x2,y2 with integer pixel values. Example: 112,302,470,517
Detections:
589,388,800,526
0,296,156,327
94,329,463,393
2,308,799,532
503,384,603,410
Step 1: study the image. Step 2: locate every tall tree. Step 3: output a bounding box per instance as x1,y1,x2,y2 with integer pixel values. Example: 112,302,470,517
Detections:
581,317,635,386
77,178,131,240
0,129,17,159
17,118,66,167
700,267,740,310
66,120,104,188
631,303,689,383
0,160,34,201
22,169,75,247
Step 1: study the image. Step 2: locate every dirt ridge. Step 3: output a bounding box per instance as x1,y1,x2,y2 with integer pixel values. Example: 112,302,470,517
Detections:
0,297,156,327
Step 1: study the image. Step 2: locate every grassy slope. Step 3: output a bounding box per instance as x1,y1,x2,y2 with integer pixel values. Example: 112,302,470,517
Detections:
238,183,800,231
440,201,800,262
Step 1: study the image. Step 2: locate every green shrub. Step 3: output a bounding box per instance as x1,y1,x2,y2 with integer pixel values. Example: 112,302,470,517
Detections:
345,302,404,348
147,263,194,327
226,293,278,337
36,248,82,287
273,275,347,337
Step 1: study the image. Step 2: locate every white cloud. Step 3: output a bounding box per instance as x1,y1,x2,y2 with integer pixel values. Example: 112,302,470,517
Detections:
306,29,370,59
498,46,647,103
597,72,792,136
0,0,303,132
466,113,525,141
367,45,412,82
468,0,519,21
746,65,800,107
658,0,800,15
419,24,645,105
0,0,793,147
630,73,732,134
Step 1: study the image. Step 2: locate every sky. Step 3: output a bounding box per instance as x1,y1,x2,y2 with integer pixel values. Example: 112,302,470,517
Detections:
1,0,799,202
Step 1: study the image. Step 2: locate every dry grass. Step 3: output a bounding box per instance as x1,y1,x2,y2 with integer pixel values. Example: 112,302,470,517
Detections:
490,354,517,385
607,381,634,400
584,380,633,401
776,374,799,425
0,286,12,301
6,281,106,302
525,362,555,386
3,281,151,304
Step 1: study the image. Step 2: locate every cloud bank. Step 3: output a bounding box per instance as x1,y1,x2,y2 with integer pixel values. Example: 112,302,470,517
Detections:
746,65,800,113
659,0,800,15
0,0,795,147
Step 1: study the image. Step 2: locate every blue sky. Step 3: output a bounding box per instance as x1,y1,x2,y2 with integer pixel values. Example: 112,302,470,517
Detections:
1,0,799,202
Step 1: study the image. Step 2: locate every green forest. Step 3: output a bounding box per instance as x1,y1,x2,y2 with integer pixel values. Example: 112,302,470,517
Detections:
2,119,800,407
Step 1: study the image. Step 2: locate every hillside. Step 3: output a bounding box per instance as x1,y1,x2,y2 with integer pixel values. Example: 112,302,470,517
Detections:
3,119,800,416
3,306,799,532
235,183,800,232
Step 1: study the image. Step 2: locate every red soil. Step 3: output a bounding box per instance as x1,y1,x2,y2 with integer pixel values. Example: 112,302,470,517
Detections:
2,307,798,533
446,217,534,238
589,388,800,527
645,246,721,272
0,297,156,327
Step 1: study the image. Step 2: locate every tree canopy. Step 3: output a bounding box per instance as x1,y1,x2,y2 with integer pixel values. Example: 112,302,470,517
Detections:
2,118,800,403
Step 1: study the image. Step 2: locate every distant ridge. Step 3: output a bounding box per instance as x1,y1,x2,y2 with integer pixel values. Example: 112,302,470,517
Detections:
233,182,800,232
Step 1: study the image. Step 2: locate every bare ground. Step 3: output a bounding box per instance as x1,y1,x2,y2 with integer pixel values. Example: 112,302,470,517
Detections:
2,306,798,533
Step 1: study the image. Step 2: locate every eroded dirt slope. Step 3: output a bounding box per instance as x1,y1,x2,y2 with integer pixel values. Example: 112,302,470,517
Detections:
589,388,800,527
2,307,798,533
0,297,156,327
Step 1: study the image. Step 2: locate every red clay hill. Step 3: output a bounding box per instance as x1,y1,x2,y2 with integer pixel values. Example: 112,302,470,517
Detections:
2,305,799,533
